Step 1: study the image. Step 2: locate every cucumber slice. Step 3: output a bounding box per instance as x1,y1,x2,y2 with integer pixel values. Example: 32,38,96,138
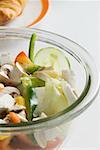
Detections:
35,47,70,74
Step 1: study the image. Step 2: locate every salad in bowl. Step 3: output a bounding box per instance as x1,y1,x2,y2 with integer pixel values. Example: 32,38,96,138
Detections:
0,28,99,150
0,33,78,149
0,33,77,123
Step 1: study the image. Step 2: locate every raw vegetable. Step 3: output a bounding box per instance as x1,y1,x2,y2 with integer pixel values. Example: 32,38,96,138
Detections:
0,94,15,109
29,33,37,63
0,71,14,86
20,77,33,121
9,62,26,85
0,33,77,125
0,33,79,150
35,47,70,74
33,68,59,81
61,80,77,105
0,64,13,75
30,77,45,87
15,51,41,73
34,87,45,113
15,96,25,106
62,69,76,89
3,86,20,97
9,112,21,124
17,114,28,122
10,104,25,113
40,79,68,116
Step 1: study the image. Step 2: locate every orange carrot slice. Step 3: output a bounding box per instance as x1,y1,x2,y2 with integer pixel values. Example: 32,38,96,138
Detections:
15,51,40,73
9,112,21,124
15,51,33,65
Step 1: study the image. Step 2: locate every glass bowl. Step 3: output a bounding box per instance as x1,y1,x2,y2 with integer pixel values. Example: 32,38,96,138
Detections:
0,28,99,150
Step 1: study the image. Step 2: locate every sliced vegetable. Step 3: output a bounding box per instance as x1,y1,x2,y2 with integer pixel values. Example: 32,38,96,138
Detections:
35,47,70,74
9,62,26,85
40,79,68,116
0,64,13,75
33,68,59,81
10,104,25,113
30,77,45,87
15,96,25,106
61,80,77,105
33,112,47,121
0,32,78,131
62,69,76,89
0,71,21,86
15,51,41,73
33,68,59,82
19,110,26,119
29,33,37,63
43,70,59,79
34,87,45,115
20,77,33,120
0,94,15,109
0,71,14,86
17,114,28,122
3,86,20,97
0,63,25,86
33,71,49,81
29,88,38,120
9,112,21,124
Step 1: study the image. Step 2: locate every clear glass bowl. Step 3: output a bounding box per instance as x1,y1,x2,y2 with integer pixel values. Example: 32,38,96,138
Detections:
0,28,99,150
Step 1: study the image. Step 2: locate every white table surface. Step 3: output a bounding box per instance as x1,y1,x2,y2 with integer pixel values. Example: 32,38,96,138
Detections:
34,1,100,150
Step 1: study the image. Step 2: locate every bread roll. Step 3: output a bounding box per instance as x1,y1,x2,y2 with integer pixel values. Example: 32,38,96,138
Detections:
0,0,26,25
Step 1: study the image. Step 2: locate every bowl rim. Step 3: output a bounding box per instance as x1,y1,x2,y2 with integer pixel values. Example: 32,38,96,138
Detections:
0,28,99,134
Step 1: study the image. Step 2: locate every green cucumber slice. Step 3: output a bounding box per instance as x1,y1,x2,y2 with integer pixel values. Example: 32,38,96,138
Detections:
35,47,70,74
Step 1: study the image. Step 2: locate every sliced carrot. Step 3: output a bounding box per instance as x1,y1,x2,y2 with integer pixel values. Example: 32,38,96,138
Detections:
9,112,21,124
15,51,40,73
15,51,33,65
15,51,36,67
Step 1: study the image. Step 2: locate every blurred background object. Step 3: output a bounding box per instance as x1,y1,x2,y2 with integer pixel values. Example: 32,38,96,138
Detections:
0,0,49,27
0,0,26,25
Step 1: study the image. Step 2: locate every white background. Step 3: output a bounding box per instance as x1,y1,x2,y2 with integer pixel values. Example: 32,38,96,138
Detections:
35,1,100,150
